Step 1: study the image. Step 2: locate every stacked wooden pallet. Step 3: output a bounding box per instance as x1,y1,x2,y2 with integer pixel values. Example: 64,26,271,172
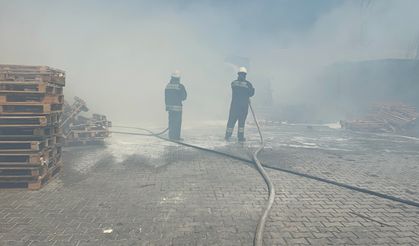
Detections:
65,114,111,146
0,65,65,189
61,97,111,146
341,102,418,133
60,97,88,135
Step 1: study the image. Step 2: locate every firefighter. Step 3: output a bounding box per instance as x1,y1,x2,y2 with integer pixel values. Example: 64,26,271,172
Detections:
165,70,187,140
225,67,255,142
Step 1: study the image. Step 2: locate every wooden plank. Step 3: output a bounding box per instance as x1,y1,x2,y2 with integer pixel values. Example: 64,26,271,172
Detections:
0,94,64,104
0,103,63,115
0,115,49,127
0,139,48,152
65,138,106,146
0,64,65,86
0,126,61,137
0,166,43,179
0,162,60,190
0,81,64,95
0,148,53,165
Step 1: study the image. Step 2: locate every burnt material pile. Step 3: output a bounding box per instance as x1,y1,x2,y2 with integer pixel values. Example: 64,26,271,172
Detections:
0,65,65,190
61,97,111,146
341,102,419,134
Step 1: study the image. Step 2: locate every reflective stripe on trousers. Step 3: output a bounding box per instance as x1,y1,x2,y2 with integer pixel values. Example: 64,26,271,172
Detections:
166,105,182,111
226,104,248,138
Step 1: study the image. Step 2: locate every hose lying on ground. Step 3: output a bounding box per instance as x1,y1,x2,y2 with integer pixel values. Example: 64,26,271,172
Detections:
112,126,168,136
115,111,276,246
111,128,419,209
248,102,275,246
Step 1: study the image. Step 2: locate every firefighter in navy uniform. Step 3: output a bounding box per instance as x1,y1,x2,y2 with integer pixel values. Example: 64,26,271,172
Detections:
225,67,255,142
165,70,187,140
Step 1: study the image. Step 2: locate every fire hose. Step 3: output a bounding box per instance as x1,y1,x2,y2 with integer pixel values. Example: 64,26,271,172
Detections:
112,103,419,245
248,102,275,246
113,102,274,246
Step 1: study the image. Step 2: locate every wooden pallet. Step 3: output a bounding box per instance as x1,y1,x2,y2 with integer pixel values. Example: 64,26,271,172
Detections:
30,161,62,190
0,134,62,147
0,114,60,127
47,135,64,147
0,147,56,165
0,152,44,165
0,161,62,190
0,126,60,136
0,93,64,104
70,128,109,135
65,138,106,146
0,103,63,115
0,140,47,152
0,148,61,168
51,147,62,162
0,65,65,86
0,81,64,94
0,165,46,179
0,134,49,141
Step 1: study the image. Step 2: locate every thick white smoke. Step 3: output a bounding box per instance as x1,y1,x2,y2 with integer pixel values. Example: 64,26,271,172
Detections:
0,0,418,125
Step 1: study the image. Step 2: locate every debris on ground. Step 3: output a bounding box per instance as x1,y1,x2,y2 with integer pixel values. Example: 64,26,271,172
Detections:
60,96,111,146
102,228,113,234
340,102,419,134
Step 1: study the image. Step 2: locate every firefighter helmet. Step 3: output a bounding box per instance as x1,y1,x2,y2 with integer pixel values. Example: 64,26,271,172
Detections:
238,67,248,74
171,70,181,79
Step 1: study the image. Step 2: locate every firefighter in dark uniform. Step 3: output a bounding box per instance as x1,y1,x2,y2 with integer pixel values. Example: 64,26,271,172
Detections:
225,67,255,142
165,70,187,140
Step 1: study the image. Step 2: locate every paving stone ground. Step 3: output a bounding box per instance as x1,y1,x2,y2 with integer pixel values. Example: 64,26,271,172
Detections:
0,126,419,246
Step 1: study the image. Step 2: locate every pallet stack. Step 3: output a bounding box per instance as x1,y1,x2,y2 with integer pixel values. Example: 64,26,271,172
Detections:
60,97,89,135
65,114,111,146
0,65,65,189
340,102,419,133
61,97,111,146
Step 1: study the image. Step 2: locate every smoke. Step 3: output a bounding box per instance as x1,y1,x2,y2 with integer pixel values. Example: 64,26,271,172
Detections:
0,0,418,125
249,0,419,103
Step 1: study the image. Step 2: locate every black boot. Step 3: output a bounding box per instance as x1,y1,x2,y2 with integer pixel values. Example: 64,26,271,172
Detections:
225,128,233,141
238,128,245,142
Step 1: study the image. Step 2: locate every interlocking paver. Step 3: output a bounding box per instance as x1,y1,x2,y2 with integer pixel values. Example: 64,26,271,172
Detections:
0,130,418,245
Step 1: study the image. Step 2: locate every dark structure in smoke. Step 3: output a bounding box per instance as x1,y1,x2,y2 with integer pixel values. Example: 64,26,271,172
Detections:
318,59,419,121
267,59,419,124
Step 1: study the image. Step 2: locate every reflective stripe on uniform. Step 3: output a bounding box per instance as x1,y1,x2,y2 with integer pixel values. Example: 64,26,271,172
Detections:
166,84,181,90
232,81,249,89
226,127,233,133
166,105,182,111
238,127,244,133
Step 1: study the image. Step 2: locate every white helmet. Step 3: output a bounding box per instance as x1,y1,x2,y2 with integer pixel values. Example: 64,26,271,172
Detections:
171,70,181,79
238,66,248,74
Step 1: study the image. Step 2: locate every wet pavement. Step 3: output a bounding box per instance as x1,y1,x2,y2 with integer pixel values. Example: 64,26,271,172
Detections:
0,122,419,245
